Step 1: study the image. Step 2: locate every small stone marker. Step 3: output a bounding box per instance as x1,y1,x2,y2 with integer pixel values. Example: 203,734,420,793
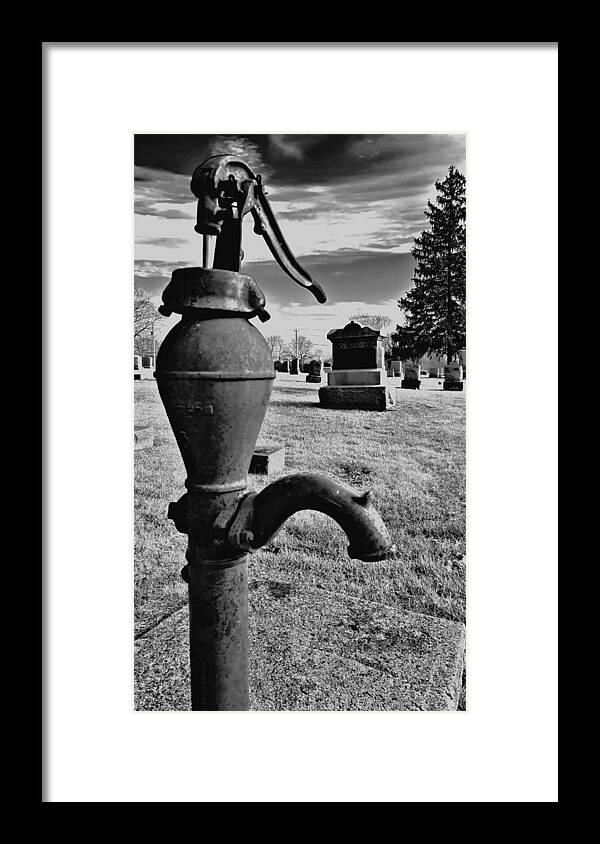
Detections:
134,354,155,380
401,361,421,390
443,361,464,391
133,355,155,381
390,359,402,378
318,322,396,410
306,359,323,383
249,442,285,475
134,426,154,450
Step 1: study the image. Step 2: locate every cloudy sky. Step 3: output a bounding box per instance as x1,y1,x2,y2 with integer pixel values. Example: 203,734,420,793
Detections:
134,134,465,353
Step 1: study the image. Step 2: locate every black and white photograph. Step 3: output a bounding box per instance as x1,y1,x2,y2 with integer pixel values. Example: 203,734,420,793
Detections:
44,43,557,803
133,134,467,711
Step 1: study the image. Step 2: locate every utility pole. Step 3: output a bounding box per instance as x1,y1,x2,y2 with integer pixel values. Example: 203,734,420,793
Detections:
295,329,299,374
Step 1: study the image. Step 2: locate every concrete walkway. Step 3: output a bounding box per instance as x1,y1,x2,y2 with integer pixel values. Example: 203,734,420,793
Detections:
135,582,465,711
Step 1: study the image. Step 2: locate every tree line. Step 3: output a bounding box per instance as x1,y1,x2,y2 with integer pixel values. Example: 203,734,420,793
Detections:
265,334,319,366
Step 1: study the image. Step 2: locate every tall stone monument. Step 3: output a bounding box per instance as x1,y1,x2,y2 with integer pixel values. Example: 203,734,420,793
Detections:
318,321,396,411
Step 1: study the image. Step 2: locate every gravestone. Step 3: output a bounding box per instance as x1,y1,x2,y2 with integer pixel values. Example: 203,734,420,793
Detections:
249,441,286,476
329,322,384,371
290,358,299,375
390,360,402,378
280,360,289,373
401,361,421,390
134,426,154,450
458,348,466,379
134,354,154,380
443,361,464,391
318,322,396,411
141,355,155,369
306,359,323,383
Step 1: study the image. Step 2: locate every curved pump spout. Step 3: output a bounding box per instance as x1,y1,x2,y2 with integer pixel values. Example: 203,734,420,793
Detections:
222,473,395,562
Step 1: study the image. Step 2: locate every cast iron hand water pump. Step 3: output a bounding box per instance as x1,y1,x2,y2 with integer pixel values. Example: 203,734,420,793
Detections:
155,155,394,710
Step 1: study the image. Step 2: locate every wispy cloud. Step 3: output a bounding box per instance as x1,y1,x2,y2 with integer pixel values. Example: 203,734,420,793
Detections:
134,259,188,299
135,236,189,249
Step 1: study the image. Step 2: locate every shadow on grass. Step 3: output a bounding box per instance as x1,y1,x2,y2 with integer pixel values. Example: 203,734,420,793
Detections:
268,399,322,409
269,398,408,412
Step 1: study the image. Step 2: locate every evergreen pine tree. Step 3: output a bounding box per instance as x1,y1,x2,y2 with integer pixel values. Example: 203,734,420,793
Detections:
397,166,466,362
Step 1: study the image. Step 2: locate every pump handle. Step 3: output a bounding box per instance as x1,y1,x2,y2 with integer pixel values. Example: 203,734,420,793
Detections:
190,154,327,304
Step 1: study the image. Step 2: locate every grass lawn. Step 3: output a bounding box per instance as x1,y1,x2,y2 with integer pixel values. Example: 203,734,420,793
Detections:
134,375,466,646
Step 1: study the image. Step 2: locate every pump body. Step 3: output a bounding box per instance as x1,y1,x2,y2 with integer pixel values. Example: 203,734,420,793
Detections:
156,267,274,710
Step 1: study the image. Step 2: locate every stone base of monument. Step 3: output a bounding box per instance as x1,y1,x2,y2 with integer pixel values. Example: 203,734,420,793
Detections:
401,379,421,390
319,385,396,410
306,375,322,383
249,442,285,475
134,586,465,711
327,368,388,386
443,381,464,392
134,426,154,450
